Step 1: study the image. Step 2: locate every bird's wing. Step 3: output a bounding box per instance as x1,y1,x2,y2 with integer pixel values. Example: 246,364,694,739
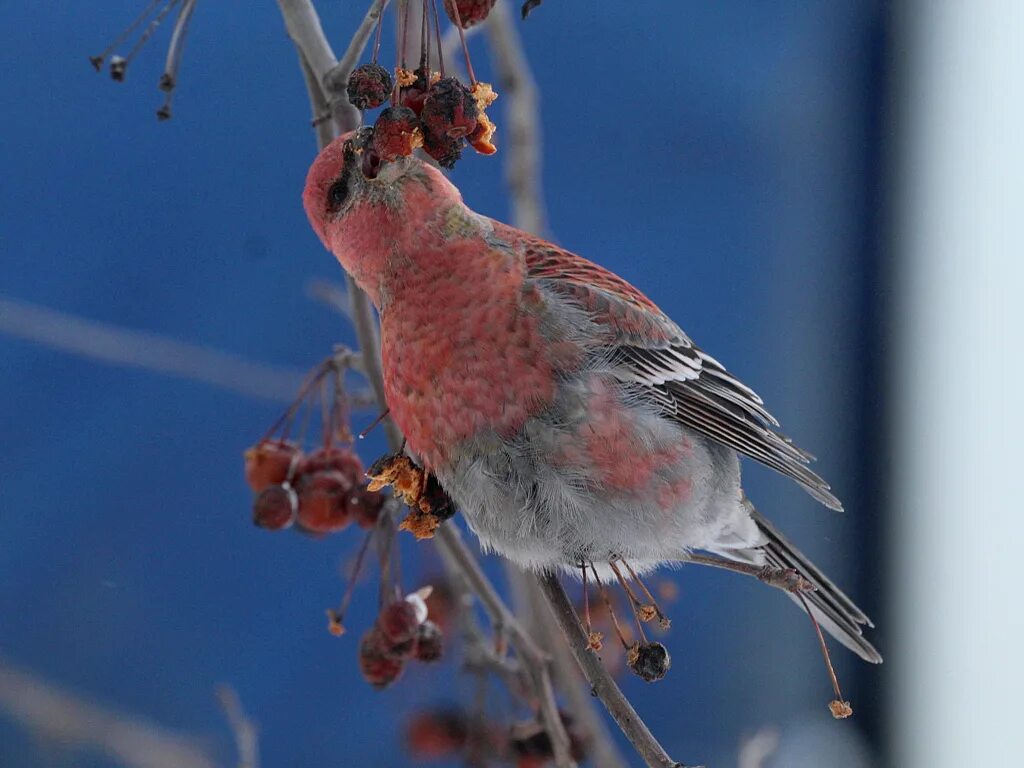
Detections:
505,228,842,510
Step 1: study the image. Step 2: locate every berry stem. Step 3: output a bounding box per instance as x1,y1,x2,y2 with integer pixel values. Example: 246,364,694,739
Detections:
447,0,477,84
591,563,630,650
430,0,445,78
90,0,164,69
609,560,648,643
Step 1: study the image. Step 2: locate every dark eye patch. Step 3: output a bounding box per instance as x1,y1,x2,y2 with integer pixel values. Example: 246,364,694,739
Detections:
327,169,350,210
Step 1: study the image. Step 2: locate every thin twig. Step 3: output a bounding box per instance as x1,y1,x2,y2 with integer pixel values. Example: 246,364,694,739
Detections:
537,571,694,768
0,296,306,402
216,685,260,768
0,662,216,768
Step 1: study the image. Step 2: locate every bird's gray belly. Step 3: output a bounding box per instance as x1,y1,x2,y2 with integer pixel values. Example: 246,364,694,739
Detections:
434,377,754,575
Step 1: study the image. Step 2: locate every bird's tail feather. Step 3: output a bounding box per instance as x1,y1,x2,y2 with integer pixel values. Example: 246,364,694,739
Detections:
732,507,882,664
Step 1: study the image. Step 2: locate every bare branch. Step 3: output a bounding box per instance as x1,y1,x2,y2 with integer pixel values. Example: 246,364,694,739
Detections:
0,296,305,402
484,1,546,235
537,571,694,768
738,727,780,768
0,661,217,768
216,685,260,768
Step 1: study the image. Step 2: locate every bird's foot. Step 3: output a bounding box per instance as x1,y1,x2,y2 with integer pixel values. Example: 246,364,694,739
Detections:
366,453,456,539
755,565,815,594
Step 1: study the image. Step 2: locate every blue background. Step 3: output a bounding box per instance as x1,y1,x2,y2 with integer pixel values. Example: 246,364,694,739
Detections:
0,2,889,766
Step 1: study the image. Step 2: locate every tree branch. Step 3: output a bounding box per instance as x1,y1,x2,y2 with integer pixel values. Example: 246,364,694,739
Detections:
0,296,306,403
537,571,695,768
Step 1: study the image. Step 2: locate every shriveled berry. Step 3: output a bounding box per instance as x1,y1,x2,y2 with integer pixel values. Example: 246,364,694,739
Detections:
467,113,497,155
378,599,420,644
405,709,469,758
359,627,405,688
252,484,297,530
244,440,301,492
295,470,352,533
346,63,393,110
421,77,479,139
626,641,671,682
413,620,443,662
443,0,496,28
347,486,386,529
373,106,423,162
422,130,463,169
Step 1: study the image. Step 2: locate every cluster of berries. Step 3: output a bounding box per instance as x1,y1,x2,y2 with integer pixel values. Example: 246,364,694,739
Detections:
358,591,444,688
347,62,498,171
405,708,589,767
245,440,385,534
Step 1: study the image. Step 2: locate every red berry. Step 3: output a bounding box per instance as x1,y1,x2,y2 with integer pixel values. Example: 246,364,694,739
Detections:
295,470,352,533
244,440,301,492
252,484,297,530
346,63,393,110
347,486,386,529
443,0,496,28
359,628,405,688
373,106,422,162
405,709,469,758
378,599,420,644
421,77,479,140
413,620,443,662
296,447,363,487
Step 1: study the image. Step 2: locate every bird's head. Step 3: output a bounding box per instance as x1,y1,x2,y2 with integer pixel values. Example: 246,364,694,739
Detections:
302,131,464,302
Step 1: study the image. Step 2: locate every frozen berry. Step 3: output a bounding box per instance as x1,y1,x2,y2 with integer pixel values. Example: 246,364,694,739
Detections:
378,599,420,644
443,0,496,28
373,106,422,162
421,77,479,139
422,131,463,169
346,63,393,110
295,470,352,533
406,710,469,758
252,484,297,530
359,628,405,688
347,486,386,529
413,620,443,662
244,440,301,492
627,641,671,682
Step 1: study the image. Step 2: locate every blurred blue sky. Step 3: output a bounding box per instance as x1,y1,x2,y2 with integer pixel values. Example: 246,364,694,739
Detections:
0,2,888,766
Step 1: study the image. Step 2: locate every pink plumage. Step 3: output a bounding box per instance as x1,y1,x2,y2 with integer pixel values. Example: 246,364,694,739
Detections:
303,133,880,663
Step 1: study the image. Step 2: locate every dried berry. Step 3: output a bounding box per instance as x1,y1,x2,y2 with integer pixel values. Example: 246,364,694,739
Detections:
372,106,423,162
359,627,405,688
422,131,463,169
443,0,496,28
252,484,298,530
413,620,443,662
421,77,479,140
346,63,393,110
295,470,352,533
378,599,420,644
626,641,671,682
347,486,386,529
244,440,301,492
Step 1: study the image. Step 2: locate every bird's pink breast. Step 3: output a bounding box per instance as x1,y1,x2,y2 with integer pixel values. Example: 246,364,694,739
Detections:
380,238,556,471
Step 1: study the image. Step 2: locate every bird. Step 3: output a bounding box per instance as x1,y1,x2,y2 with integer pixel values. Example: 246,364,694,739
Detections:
302,132,880,663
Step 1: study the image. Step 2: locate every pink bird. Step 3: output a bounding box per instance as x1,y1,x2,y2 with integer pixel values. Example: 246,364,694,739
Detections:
303,133,880,663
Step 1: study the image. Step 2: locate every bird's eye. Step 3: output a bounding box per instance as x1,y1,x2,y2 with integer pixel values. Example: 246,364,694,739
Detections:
327,174,349,209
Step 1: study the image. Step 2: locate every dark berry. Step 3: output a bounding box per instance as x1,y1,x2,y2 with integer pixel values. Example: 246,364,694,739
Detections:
413,620,443,662
295,470,352,533
244,440,301,492
422,131,463,169
627,641,671,682
252,484,297,530
347,486,386,529
373,106,422,162
296,447,363,487
359,628,405,688
405,709,469,758
421,77,479,140
378,599,420,644
346,63,393,110
443,0,496,28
